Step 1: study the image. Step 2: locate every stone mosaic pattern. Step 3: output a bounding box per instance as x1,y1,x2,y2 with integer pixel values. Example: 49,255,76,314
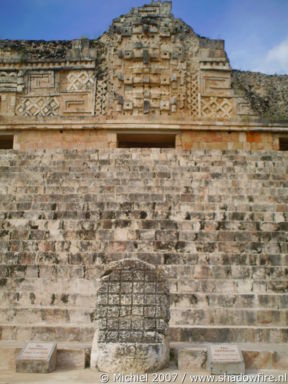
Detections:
67,71,94,92
0,1,270,121
102,2,203,117
16,96,60,117
201,97,233,119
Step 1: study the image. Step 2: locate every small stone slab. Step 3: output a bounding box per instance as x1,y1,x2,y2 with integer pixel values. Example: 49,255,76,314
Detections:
208,344,245,375
178,348,208,372
16,342,57,373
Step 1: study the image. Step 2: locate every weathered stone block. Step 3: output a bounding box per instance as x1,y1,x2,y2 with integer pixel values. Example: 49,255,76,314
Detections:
208,345,245,375
178,348,208,372
16,342,57,373
57,349,85,369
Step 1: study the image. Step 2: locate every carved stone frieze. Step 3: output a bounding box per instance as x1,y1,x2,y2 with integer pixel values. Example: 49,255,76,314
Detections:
201,97,234,119
95,76,108,116
28,71,55,92
60,92,93,115
0,1,268,121
16,96,60,117
0,71,24,93
66,70,94,92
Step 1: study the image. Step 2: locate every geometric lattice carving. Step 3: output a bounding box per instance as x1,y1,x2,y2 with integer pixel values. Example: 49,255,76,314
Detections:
95,78,107,115
201,97,233,119
67,71,94,91
16,97,60,117
187,69,199,117
95,259,170,344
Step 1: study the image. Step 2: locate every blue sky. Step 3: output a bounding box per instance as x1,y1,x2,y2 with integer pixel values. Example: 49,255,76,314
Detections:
0,0,288,74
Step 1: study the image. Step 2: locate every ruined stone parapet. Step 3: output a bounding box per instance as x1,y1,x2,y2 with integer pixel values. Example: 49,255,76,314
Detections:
1,1,281,123
232,70,288,122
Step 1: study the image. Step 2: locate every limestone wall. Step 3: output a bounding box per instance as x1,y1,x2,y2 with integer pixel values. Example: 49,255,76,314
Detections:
0,149,287,344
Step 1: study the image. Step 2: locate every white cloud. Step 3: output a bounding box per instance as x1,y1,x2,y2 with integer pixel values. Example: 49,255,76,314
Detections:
267,39,288,70
256,37,288,74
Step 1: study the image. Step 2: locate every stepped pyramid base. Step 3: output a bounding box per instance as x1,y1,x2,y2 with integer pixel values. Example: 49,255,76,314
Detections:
0,149,288,372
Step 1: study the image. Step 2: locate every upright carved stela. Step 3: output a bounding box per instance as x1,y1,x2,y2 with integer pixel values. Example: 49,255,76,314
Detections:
90,259,170,373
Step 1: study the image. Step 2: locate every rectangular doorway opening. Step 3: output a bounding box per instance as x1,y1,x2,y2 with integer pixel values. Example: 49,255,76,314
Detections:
279,137,288,151
0,135,14,149
117,134,176,148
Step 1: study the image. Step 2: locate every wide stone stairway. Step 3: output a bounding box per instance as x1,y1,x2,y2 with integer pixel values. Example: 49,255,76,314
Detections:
0,149,287,369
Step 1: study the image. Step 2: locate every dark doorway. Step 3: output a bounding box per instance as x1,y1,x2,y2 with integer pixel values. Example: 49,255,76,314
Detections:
117,134,176,148
0,135,14,149
279,137,288,151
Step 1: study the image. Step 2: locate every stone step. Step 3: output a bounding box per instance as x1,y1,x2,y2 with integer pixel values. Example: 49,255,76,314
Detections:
0,151,284,158
0,307,287,326
1,263,288,277
1,340,288,371
1,274,288,295
0,340,89,370
1,149,287,347
1,324,287,344
1,276,287,297
1,292,287,309
1,251,288,266
0,323,95,343
174,342,288,372
1,238,287,253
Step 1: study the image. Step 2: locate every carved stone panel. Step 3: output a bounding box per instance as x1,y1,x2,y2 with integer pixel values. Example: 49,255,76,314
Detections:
201,71,233,97
16,96,60,117
0,93,17,116
66,70,95,92
60,92,94,116
95,77,107,116
0,71,24,93
28,71,55,92
201,96,234,119
90,259,170,373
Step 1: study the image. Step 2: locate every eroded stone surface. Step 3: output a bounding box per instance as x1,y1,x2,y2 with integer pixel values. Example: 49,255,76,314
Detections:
16,342,57,373
1,1,285,122
208,345,245,375
90,258,170,373
178,348,208,372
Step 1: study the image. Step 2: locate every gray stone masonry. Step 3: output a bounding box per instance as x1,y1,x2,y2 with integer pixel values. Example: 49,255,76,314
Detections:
16,342,56,373
0,149,287,346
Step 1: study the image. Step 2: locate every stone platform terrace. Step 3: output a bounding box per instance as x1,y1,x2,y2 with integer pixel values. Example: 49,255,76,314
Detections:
0,364,287,384
0,149,287,362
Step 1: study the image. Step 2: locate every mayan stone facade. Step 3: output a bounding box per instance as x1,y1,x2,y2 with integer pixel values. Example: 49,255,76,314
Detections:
0,1,287,150
90,259,170,373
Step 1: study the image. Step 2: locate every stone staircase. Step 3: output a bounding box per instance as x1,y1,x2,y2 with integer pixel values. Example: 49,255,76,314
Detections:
0,149,287,355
